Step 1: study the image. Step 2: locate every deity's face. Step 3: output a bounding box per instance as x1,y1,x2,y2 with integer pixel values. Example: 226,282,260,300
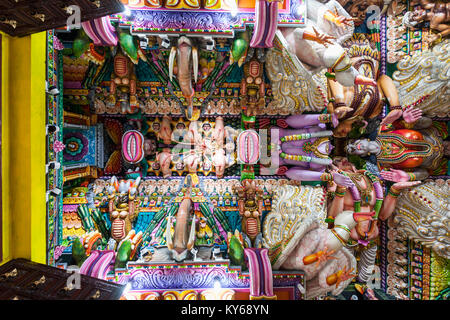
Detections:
144,138,157,156
152,123,161,132
202,123,211,132
333,157,357,173
346,139,370,156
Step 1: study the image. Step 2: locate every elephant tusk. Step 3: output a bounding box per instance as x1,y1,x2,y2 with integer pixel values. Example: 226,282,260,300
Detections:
192,47,198,84
186,216,197,251
166,216,174,250
169,46,177,81
380,4,389,16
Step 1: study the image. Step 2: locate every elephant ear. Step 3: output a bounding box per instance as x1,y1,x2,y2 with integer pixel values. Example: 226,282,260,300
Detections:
230,38,248,66
228,232,245,268
73,29,91,58
115,239,132,269
118,30,139,64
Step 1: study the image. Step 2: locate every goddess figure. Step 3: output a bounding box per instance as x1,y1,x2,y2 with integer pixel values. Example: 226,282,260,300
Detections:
346,107,448,182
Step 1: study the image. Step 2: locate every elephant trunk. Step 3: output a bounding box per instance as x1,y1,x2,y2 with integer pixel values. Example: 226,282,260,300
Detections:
173,198,193,256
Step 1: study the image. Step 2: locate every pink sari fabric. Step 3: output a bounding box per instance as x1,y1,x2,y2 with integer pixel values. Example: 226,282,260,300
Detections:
82,16,118,47
250,0,279,48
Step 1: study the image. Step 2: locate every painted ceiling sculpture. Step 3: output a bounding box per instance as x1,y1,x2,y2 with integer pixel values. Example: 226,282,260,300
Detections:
43,0,449,300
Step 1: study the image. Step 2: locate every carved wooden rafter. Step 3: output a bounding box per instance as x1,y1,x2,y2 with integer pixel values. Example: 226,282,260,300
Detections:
0,0,124,37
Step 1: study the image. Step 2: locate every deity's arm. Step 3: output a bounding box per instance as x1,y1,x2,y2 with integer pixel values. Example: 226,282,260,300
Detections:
406,168,429,181
327,192,345,219
285,168,325,182
378,194,398,221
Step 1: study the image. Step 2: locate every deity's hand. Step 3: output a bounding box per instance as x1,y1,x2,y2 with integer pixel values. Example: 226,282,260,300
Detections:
402,107,422,123
380,109,403,126
354,75,377,87
335,15,355,27
331,171,355,188
311,27,335,47
327,181,337,193
391,181,422,190
424,33,440,45
380,169,410,182
334,106,353,119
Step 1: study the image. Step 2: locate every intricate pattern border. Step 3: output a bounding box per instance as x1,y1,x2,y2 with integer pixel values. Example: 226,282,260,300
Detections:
113,261,305,299
113,1,305,36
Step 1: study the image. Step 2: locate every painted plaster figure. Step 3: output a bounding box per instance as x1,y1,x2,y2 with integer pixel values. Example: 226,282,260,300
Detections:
325,157,420,282
107,52,139,114
240,57,266,117
233,180,264,248
280,0,378,89
403,0,450,45
328,36,401,138
268,113,356,188
263,185,357,299
346,108,447,182
169,36,199,119
106,176,141,243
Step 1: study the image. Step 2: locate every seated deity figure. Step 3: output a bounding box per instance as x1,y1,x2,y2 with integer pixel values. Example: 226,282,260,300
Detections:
280,0,378,88
321,157,420,283
346,107,448,182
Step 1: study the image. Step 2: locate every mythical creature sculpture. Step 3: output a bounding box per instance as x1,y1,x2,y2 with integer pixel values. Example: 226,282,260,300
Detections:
263,184,357,299
233,179,264,248
107,51,139,114
392,39,450,117
106,176,141,243
240,57,266,117
346,109,447,182
392,179,450,259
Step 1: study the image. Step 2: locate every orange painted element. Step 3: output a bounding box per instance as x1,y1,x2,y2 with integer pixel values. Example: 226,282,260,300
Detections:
303,246,337,268
326,266,356,288
162,290,199,300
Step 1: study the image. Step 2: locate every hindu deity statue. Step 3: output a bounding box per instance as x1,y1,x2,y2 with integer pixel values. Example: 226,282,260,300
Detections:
329,35,402,138
280,0,378,88
106,176,141,243
324,157,421,282
266,113,356,188
346,107,448,182
233,179,264,248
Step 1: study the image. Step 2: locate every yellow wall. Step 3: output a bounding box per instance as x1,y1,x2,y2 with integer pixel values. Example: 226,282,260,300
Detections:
1,32,47,265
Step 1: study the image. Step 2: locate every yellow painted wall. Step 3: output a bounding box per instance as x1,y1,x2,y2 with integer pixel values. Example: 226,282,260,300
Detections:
1,32,47,265
1,33,11,264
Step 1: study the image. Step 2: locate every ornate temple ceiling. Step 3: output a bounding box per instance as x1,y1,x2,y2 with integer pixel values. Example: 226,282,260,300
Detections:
0,0,124,37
